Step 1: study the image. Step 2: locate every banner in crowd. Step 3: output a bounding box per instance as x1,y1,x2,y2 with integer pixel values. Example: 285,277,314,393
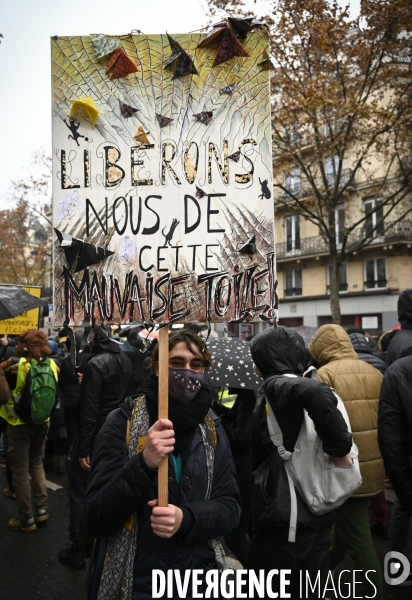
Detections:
0,286,42,334
51,28,275,325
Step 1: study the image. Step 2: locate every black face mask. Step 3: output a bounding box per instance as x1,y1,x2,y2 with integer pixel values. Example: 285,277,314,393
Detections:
168,369,205,403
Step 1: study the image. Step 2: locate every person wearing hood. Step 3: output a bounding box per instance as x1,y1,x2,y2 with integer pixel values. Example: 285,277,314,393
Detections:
309,324,384,600
77,325,133,466
59,330,91,449
83,330,241,600
124,328,146,395
58,325,133,571
248,326,352,598
386,289,412,366
349,331,388,539
349,332,386,374
374,329,398,363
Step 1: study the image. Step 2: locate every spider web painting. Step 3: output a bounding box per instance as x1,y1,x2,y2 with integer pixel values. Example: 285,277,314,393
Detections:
51,30,275,326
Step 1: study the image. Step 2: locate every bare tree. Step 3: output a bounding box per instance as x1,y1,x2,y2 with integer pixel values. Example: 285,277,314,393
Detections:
208,0,412,322
0,151,52,287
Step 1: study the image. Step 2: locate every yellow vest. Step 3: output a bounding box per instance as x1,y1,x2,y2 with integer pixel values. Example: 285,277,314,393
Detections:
0,358,58,426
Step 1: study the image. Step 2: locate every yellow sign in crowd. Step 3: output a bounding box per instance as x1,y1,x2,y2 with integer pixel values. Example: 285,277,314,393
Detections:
0,287,42,335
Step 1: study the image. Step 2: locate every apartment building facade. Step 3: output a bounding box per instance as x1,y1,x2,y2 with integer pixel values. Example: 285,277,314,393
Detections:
274,166,412,333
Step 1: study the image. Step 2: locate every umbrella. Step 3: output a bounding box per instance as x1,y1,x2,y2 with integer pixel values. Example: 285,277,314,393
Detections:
206,337,262,390
0,287,47,321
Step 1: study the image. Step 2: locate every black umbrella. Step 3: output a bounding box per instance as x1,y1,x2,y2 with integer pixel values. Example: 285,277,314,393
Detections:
206,337,262,390
0,287,47,321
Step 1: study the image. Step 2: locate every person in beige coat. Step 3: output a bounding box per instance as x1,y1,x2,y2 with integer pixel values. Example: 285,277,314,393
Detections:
309,324,384,600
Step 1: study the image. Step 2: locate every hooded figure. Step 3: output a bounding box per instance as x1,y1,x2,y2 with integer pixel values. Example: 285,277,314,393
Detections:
309,324,384,600
78,325,134,463
58,326,133,571
349,332,386,374
248,326,352,598
124,328,146,395
386,289,412,366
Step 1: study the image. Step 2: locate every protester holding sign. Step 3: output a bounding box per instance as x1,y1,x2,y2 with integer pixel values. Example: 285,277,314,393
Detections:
83,330,240,600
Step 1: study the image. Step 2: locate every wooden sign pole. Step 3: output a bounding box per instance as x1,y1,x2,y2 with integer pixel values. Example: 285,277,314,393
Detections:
157,325,169,507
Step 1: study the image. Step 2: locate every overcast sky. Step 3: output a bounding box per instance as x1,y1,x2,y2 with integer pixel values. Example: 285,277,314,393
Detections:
0,0,360,207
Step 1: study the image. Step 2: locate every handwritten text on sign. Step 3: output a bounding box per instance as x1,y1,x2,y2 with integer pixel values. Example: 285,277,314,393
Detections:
52,32,275,324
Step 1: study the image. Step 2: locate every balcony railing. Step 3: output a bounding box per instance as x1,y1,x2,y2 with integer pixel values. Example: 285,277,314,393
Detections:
277,236,328,258
365,279,388,290
275,169,355,202
276,221,412,259
348,220,412,248
285,287,302,297
326,283,349,294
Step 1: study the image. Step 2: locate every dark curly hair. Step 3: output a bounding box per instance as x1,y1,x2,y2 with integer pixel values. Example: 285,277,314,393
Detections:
151,330,212,373
16,330,51,361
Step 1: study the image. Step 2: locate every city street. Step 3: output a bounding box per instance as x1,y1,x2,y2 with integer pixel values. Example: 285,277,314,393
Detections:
0,462,410,600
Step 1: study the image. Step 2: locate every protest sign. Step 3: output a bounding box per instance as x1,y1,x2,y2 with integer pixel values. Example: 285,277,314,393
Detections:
0,286,42,334
52,29,275,325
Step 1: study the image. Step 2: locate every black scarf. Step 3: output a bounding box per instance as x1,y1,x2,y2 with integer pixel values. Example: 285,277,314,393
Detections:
142,374,212,454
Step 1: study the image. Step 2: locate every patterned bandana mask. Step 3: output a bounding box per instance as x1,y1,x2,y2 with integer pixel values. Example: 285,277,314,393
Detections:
168,369,204,403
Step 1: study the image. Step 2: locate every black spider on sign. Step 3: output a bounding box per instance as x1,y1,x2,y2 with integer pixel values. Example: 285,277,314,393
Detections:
63,119,88,146
258,178,271,199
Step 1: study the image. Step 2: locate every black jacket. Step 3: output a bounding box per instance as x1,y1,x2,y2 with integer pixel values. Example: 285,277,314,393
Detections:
78,340,133,457
84,396,241,600
378,356,412,510
387,289,412,366
221,388,256,505
59,351,91,416
124,338,146,395
250,326,353,529
349,332,386,374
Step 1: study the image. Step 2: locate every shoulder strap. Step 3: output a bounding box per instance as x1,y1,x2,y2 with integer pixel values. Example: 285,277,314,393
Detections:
126,396,142,447
265,396,292,461
265,395,296,544
126,396,149,457
204,413,217,449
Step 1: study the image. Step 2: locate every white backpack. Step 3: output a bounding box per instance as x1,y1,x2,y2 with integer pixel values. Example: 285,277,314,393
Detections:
265,373,362,542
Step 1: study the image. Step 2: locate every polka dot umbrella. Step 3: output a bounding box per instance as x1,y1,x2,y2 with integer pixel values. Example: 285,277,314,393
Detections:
206,337,262,390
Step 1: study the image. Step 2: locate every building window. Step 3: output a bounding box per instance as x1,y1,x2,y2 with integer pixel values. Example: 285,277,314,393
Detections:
364,197,384,238
335,204,345,246
285,125,300,145
364,258,387,289
285,168,301,197
285,269,302,296
278,317,303,327
285,215,301,253
325,155,345,187
327,263,348,293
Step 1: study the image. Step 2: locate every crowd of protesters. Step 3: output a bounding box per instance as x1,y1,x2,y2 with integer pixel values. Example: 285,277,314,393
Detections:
0,288,412,598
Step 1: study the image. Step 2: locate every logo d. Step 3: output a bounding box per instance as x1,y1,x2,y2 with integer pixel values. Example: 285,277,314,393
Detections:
384,551,410,585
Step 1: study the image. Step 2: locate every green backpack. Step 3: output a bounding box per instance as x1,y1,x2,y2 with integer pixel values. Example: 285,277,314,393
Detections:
15,359,57,425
